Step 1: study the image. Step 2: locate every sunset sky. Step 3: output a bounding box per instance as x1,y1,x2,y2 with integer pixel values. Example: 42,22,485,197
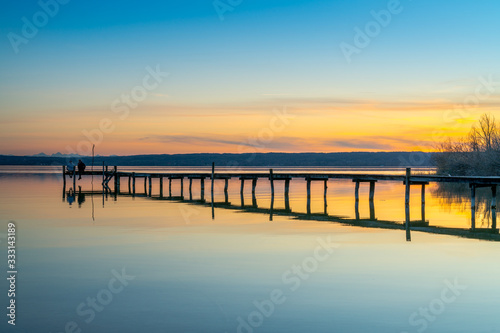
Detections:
1,0,499,156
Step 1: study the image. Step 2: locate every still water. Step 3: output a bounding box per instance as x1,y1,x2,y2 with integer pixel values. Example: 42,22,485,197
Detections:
0,166,499,333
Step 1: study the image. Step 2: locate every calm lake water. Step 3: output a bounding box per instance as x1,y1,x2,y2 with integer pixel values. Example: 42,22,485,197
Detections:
0,166,499,333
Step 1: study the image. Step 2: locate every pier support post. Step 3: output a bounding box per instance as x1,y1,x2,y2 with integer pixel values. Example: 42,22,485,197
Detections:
354,181,360,220
148,176,152,197
270,169,274,197
252,178,258,207
62,166,66,187
240,178,245,207
421,184,426,222
284,178,290,211
369,198,375,220
224,178,229,203
211,163,215,219
324,180,328,214
369,181,375,201
492,186,497,230
189,178,193,200
354,181,360,202
369,181,376,220
306,177,311,215
159,176,163,198
144,177,147,194
169,178,172,198
113,166,118,193
180,178,184,198
270,169,275,220
132,172,136,195
200,178,205,201
211,163,215,202
128,176,131,193
470,184,476,231
405,168,411,241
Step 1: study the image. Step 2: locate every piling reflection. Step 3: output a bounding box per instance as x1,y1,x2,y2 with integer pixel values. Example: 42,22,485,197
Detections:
65,181,500,242
433,183,498,230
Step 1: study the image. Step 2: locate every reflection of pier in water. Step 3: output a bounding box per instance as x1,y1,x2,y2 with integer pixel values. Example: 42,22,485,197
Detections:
62,165,500,242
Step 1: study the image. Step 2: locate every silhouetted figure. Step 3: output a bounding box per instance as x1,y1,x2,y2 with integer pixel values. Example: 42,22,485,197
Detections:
67,160,75,178
77,186,86,207
77,159,86,180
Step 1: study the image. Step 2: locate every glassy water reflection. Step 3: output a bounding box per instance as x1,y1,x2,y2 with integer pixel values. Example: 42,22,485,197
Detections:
0,168,499,333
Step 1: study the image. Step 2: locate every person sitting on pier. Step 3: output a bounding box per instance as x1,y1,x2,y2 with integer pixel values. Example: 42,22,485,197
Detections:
77,159,86,180
67,160,75,178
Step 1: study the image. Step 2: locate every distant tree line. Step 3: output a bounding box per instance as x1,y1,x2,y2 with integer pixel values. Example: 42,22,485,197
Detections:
0,152,436,167
435,113,500,176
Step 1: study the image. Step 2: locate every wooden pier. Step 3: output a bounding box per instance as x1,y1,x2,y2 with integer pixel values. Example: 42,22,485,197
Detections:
62,165,500,241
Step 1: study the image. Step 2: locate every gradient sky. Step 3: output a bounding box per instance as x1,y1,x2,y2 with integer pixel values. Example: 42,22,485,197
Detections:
1,0,499,155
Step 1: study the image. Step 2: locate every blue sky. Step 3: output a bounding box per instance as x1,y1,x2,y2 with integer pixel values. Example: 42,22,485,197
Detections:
1,0,499,154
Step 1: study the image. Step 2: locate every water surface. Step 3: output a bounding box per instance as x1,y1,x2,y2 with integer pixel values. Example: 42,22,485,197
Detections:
0,166,499,333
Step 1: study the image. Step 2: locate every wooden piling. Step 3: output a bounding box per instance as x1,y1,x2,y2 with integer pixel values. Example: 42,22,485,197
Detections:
284,178,290,211
252,190,257,208
240,178,245,196
169,178,172,197
405,168,411,241
128,176,131,193
369,181,376,220
470,184,476,231
62,165,66,187
306,177,311,215
189,178,193,200
369,198,375,220
354,181,360,202
211,163,215,203
492,186,497,230
132,172,136,194
324,180,328,214
148,176,152,197
159,176,163,198
200,178,205,201
113,166,118,193
211,163,215,219
355,199,360,220
252,178,257,197
224,178,229,203
369,181,375,201
270,169,274,196
421,184,426,222
144,176,147,194
180,177,184,197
